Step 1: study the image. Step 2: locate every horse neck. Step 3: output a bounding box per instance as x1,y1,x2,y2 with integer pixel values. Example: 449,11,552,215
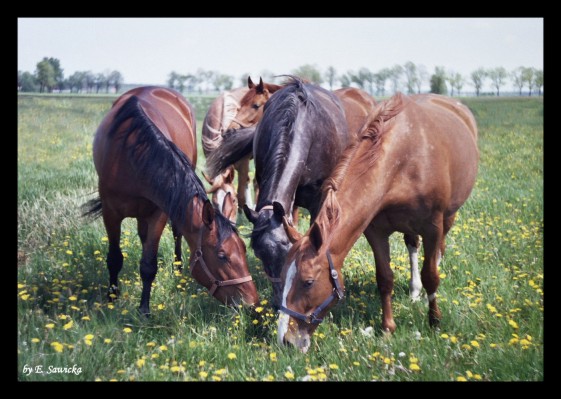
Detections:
177,197,208,253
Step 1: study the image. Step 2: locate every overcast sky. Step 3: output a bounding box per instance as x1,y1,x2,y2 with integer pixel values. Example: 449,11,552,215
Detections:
18,18,543,92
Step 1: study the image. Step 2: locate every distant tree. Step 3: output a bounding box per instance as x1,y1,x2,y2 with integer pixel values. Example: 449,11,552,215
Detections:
415,64,428,94
430,66,447,95
388,64,403,94
94,73,107,93
66,71,83,93
487,67,507,96
522,67,535,96
176,74,187,93
447,72,464,96
35,59,56,92
471,68,487,97
324,66,337,90
19,71,38,92
212,73,234,92
168,71,179,89
349,68,368,91
109,70,124,93
292,64,323,84
363,68,375,95
47,57,64,90
339,73,351,88
534,69,543,96
84,71,95,93
184,74,197,93
403,61,418,94
373,68,390,96
511,67,525,96
240,73,251,87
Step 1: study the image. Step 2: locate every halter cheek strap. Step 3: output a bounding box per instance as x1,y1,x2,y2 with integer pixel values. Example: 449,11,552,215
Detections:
189,227,253,296
254,205,283,284
279,250,344,325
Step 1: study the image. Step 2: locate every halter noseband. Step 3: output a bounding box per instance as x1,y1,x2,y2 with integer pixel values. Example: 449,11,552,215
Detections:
189,226,253,297
279,250,344,325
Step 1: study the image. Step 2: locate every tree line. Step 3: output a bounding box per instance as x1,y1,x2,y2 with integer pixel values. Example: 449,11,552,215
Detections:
18,57,124,94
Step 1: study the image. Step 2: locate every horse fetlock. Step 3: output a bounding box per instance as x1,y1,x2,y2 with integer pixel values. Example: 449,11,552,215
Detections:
107,285,120,302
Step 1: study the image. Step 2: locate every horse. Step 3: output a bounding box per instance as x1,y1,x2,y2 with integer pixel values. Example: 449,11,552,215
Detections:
84,86,258,315
202,77,282,217
206,77,350,308
277,93,479,352
333,87,378,135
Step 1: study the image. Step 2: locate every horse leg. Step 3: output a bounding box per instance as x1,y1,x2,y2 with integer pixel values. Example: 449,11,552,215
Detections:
171,222,183,272
440,213,457,263
420,213,444,328
404,234,422,301
137,211,167,316
364,225,396,333
102,209,123,301
236,158,251,210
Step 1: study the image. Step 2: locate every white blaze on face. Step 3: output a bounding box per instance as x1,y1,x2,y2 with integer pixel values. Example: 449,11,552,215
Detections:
216,189,226,212
277,260,297,345
407,244,422,301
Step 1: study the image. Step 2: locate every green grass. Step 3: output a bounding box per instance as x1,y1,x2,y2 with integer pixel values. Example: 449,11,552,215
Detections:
17,94,543,381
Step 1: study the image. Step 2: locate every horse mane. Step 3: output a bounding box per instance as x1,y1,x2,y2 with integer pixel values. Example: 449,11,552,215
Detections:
322,92,408,195
107,95,236,245
256,76,338,208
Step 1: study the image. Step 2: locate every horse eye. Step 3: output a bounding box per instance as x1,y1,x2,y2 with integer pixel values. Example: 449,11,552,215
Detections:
251,104,260,110
217,252,228,261
303,280,314,289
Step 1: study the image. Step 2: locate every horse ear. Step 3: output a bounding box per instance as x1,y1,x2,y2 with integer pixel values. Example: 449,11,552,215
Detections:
202,199,215,229
256,77,265,94
248,76,255,89
221,192,236,222
272,201,285,220
282,216,302,244
309,222,323,253
223,167,235,184
243,204,258,224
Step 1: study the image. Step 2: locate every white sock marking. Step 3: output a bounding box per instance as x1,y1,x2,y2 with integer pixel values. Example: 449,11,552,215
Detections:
277,260,296,345
408,244,422,300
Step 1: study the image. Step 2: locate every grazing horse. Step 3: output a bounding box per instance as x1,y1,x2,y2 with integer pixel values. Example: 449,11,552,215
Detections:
206,77,350,308
202,77,282,216
333,87,377,136
278,93,479,352
84,86,258,314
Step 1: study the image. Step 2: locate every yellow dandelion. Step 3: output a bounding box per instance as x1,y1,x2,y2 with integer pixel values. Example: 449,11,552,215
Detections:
212,376,222,381
51,342,64,353
466,370,473,378
146,341,156,347
409,356,419,364
157,304,165,310
69,296,77,301
31,338,40,343
508,319,519,329
136,359,145,368
456,376,467,382
151,353,159,359
270,352,277,362
18,283,25,289
474,374,482,380
63,320,74,330
284,371,295,380
409,363,421,372
440,333,449,339
450,336,458,344
461,344,472,350
353,361,360,366
104,338,112,344
255,306,264,313
383,357,392,365
159,345,168,351
123,327,132,334
84,334,95,340
85,340,93,346
227,352,237,360
116,370,125,374
329,364,339,370
81,316,91,321
20,294,30,301
199,371,208,378
102,237,108,242
470,340,480,348
66,250,73,255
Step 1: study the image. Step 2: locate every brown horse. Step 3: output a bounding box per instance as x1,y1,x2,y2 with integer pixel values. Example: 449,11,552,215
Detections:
202,77,282,216
278,93,479,352
333,87,377,136
84,86,258,315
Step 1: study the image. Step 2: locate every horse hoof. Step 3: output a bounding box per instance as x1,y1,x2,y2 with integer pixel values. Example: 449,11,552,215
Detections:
107,285,120,302
138,307,151,317
429,312,441,328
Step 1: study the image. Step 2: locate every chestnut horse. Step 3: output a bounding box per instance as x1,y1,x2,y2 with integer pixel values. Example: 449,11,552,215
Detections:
206,77,350,308
278,93,479,352
84,86,258,315
202,77,282,217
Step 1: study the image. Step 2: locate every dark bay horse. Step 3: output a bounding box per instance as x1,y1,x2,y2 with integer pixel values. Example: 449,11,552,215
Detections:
85,86,258,314
202,77,282,216
206,77,350,308
278,93,479,352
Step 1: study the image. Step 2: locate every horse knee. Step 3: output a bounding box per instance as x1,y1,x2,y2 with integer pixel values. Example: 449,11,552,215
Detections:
140,260,157,282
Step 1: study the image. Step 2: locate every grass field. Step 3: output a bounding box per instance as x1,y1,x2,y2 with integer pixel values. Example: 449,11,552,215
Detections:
17,93,543,381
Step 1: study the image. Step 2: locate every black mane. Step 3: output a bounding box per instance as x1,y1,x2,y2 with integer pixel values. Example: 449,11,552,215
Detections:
107,95,236,244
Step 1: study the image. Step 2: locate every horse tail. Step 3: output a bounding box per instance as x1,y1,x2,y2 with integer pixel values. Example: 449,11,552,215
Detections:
205,125,257,178
82,196,103,220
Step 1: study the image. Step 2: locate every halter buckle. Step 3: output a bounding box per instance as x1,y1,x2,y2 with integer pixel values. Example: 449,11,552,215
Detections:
331,269,338,280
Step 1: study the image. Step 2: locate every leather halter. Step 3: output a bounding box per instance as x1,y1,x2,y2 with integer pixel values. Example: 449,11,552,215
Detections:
189,226,253,297
255,205,283,284
279,250,344,325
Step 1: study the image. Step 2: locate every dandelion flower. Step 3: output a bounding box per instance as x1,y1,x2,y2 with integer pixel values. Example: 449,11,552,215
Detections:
136,359,145,368
81,316,91,321
474,374,482,380
31,338,40,343
104,338,112,344
146,341,156,347
69,296,77,301
157,304,165,310
85,340,93,346
20,294,30,301
284,371,295,380
440,333,449,339
227,353,237,360
212,376,222,381
461,344,472,350
457,376,467,382
409,363,421,372
383,357,391,365
123,327,132,334
51,342,64,353
508,319,519,329
270,352,277,362
255,306,264,313
199,371,208,378
66,250,73,255
329,364,339,370
84,334,95,340
63,320,74,330
470,340,480,348
45,323,55,329
466,371,473,378
159,345,168,351
450,336,458,344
